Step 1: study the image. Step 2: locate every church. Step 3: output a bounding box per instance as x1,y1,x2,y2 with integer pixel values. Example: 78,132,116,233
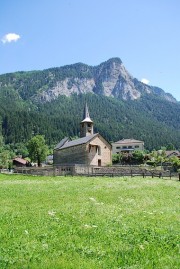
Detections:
53,104,112,169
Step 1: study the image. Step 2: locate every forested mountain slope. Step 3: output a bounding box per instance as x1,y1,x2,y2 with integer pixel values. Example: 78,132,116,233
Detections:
0,58,180,150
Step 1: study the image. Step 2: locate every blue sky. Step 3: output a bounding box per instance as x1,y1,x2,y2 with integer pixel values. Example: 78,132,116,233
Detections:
0,0,180,100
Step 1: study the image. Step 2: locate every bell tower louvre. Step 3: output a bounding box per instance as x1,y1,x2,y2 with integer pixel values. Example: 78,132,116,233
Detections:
80,103,94,137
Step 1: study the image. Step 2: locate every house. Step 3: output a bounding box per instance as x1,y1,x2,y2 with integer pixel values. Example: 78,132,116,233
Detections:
165,150,180,159
13,157,29,167
46,155,53,164
112,138,144,155
53,104,112,168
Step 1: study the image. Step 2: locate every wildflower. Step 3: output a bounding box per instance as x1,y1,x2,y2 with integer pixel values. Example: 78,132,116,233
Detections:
139,244,144,250
95,202,104,205
48,210,56,216
84,224,92,228
42,243,48,249
89,197,96,202
83,224,98,229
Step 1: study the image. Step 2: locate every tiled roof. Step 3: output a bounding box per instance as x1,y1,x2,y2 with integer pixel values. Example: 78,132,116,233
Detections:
54,137,69,150
114,139,144,144
165,150,180,157
55,133,98,150
13,157,27,165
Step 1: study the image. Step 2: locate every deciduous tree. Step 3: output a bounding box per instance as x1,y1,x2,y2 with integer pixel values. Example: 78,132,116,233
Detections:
27,135,48,166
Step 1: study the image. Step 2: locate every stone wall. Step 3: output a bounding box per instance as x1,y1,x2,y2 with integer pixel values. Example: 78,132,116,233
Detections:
13,165,179,179
14,166,54,176
54,144,88,165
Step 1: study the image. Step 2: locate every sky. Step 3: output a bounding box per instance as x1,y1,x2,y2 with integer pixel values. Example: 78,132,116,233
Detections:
0,0,180,100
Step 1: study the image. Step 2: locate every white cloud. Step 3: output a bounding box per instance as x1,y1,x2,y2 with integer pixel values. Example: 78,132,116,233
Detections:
141,78,150,85
1,33,21,44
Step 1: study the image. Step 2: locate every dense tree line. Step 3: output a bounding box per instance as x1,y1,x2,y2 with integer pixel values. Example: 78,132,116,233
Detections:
0,93,180,151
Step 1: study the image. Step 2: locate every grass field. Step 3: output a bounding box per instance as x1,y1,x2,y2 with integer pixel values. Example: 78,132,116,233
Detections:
0,174,179,269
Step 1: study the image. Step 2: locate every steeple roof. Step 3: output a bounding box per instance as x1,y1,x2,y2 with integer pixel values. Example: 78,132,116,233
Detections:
81,103,93,123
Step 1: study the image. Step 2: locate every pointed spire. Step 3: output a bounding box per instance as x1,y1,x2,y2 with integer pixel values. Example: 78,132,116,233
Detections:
83,103,90,119
80,103,94,137
81,103,93,123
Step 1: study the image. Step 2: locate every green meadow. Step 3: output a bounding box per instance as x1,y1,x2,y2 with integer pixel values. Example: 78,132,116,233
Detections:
0,174,179,269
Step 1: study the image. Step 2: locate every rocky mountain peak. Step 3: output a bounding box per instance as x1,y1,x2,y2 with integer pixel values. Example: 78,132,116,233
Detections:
0,58,176,103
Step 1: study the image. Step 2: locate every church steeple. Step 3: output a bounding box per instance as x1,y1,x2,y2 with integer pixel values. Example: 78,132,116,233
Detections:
80,103,94,137
83,103,90,120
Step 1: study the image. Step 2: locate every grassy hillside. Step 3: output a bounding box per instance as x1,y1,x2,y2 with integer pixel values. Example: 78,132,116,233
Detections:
0,174,179,268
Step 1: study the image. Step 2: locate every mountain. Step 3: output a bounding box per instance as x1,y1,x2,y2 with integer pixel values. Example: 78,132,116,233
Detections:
0,57,176,103
0,58,180,150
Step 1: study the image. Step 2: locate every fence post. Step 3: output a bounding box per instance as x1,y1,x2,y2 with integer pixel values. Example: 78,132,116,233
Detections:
178,173,180,181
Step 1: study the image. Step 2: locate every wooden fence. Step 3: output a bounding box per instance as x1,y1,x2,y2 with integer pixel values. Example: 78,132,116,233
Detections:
6,165,180,181
80,166,180,180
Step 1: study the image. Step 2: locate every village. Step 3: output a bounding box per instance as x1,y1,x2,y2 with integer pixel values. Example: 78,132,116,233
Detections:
8,103,180,178
1,1,180,267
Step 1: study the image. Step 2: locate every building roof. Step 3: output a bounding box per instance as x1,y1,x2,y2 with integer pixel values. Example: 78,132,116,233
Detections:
114,138,144,144
54,133,98,150
13,157,27,165
46,155,53,160
165,150,180,157
81,117,93,123
54,137,69,150
81,103,93,123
